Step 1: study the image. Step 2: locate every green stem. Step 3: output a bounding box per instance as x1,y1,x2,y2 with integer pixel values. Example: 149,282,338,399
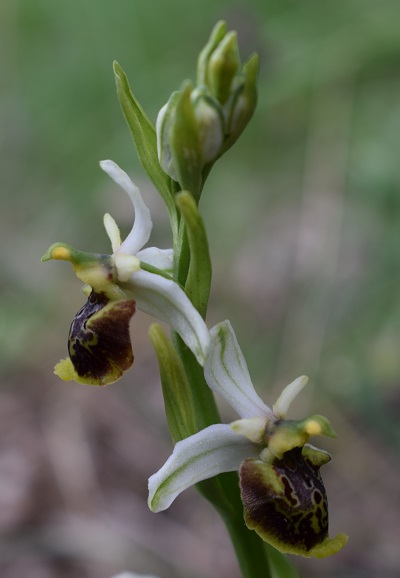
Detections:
201,472,272,578
172,184,272,578
173,332,271,578
172,334,220,429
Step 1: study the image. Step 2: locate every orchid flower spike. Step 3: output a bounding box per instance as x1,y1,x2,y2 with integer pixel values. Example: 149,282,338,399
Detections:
148,320,348,558
42,160,209,385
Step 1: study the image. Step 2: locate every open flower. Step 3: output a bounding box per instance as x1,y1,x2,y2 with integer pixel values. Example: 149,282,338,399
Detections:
148,320,348,557
42,160,210,385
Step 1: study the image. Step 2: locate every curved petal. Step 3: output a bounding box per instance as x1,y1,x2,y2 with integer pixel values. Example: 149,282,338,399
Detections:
100,160,152,255
103,213,121,253
148,424,257,512
204,321,273,419
272,375,308,419
137,246,174,273
129,269,210,365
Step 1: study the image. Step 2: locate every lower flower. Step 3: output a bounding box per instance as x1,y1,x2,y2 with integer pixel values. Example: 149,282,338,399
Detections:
148,320,348,557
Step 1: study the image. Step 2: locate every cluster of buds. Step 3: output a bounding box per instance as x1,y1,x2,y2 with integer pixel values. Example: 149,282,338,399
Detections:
156,21,258,197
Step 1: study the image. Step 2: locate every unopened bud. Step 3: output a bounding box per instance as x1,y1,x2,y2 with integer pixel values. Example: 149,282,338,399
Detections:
197,20,227,86
207,31,240,105
191,86,224,163
224,53,259,149
156,91,180,181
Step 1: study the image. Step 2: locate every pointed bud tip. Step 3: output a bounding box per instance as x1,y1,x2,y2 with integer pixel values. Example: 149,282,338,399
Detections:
212,20,227,37
113,60,123,77
243,52,259,75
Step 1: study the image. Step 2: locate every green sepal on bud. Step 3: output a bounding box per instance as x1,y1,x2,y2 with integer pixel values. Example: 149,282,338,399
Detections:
222,53,259,154
207,31,240,105
156,91,181,182
149,323,197,442
191,86,225,163
113,61,178,239
168,82,203,198
197,21,228,86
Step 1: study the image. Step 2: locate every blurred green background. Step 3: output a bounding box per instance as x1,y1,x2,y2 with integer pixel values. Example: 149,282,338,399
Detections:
1,0,400,577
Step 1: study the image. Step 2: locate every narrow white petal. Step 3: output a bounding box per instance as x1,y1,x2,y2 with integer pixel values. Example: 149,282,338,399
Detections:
129,269,210,365
137,247,174,273
148,424,257,512
100,160,152,255
103,213,121,253
272,375,309,419
230,416,268,444
204,321,273,419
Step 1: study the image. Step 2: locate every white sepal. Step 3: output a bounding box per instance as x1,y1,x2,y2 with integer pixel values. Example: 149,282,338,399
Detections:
100,160,152,256
148,424,257,512
137,247,174,273
272,375,309,419
204,320,273,419
129,269,210,365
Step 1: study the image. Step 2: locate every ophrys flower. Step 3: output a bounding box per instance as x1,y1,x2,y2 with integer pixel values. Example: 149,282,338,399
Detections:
42,160,210,385
148,320,348,557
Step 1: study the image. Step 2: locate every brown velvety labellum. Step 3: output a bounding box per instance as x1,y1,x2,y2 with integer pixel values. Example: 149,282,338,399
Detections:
240,447,329,554
68,291,136,385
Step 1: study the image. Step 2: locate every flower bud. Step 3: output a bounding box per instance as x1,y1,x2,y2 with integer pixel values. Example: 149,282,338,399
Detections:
207,31,240,105
223,53,259,151
157,21,259,195
156,91,180,181
191,86,224,163
156,83,204,196
197,20,227,86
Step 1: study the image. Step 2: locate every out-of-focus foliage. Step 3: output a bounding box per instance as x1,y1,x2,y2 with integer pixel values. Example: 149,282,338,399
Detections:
1,1,400,577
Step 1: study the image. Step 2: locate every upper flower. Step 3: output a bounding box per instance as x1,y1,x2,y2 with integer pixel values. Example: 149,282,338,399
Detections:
42,160,210,385
148,320,348,558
